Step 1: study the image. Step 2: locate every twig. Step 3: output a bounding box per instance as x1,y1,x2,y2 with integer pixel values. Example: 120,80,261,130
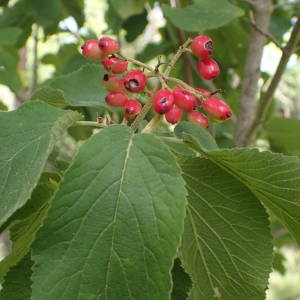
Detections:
245,16,300,142
250,20,284,51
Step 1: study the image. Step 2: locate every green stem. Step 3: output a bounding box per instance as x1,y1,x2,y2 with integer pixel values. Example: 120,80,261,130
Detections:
74,121,105,128
142,114,163,133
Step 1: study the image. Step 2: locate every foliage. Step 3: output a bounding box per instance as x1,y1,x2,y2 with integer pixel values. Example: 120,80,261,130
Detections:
1,0,300,299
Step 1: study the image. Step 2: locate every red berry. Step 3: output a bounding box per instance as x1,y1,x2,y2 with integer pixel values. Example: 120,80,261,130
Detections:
187,111,209,128
105,92,128,107
195,87,211,96
165,105,183,124
197,58,220,80
102,74,124,92
98,37,120,54
152,89,174,114
123,70,147,93
102,56,128,74
191,35,213,59
173,87,197,112
123,99,142,120
202,97,232,120
81,39,107,62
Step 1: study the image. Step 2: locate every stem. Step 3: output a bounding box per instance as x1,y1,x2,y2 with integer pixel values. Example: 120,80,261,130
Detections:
142,114,163,133
130,96,154,132
116,53,154,71
164,38,192,78
233,0,273,146
245,15,300,142
30,24,39,93
74,121,105,128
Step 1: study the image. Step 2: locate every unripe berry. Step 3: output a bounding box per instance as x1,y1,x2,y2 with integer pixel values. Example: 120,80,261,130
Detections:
197,58,220,80
81,39,107,62
98,37,120,54
173,87,197,112
202,97,232,120
123,99,142,120
187,111,209,128
191,35,213,59
102,74,124,92
165,105,183,124
102,56,128,74
105,92,128,107
152,89,174,114
123,70,147,93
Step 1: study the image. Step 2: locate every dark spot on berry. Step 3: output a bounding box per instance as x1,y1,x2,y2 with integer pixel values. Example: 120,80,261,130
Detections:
81,45,84,50
99,41,105,48
103,74,109,81
205,41,213,54
125,79,139,91
159,97,167,104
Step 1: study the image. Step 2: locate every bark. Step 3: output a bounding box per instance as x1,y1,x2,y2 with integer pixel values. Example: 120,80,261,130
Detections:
234,0,273,146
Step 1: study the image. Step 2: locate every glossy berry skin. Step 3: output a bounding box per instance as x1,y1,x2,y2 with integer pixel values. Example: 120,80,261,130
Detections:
123,99,142,120
102,74,125,92
187,111,209,128
102,56,128,74
152,89,174,114
105,92,128,107
165,105,183,124
123,70,147,93
202,97,232,120
81,39,107,62
197,58,220,80
98,37,120,54
173,87,197,112
191,35,213,59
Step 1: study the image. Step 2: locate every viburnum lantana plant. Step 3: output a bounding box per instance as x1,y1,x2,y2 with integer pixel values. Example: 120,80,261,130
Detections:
1,31,300,300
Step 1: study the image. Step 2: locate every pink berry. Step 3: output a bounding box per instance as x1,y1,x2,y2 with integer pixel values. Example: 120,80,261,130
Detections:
173,87,197,112
102,56,128,74
197,58,220,80
187,111,209,128
105,92,128,107
191,35,213,59
98,37,120,54
202,97,232,120
81,39,107,62
123,70,147,93
102,74,124,92
165,105,183,124
123,99,142,120
152,89,174,114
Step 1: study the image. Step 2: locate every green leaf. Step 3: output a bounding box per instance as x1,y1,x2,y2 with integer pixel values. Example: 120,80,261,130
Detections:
174,121,219,153
24,0,61,28
32,64,108,108
108,0,146,20
265,118,300,156
0,254,33,300
181,158,272,300
205,148,300,247
32,125,187,300
0,0,34,47
0,27,22,46
171,258,192,300
30,87,69,108
61,0,84,27
0,47,21,92
136,41,173,63
123,10,148,42
272,249,286,275
0,101,81,225
162,0,244,32
0,173,59,282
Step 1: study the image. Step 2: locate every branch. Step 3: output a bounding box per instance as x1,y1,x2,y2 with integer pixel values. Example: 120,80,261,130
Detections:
233,0,273,146
245,16,300,141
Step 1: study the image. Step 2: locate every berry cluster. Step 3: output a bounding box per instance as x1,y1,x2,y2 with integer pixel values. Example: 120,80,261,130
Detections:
81,35,232,128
